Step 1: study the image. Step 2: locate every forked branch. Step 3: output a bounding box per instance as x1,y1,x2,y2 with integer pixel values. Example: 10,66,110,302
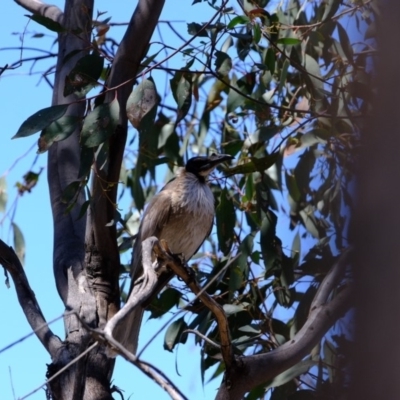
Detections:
215,250,353,400
0,239,62,357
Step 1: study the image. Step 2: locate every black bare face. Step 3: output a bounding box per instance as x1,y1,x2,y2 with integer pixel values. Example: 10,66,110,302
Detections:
185,153,233,179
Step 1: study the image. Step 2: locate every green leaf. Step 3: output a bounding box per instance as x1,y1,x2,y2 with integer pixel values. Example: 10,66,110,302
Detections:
164,132,182,164
225,153,279,176
13,104,69,139
303,54,324,110
38,116,81,153
337,22,354,63
222,139,244,156
253,23,261,44
260,211,280,274
130,167,145,211
170,70,192,122
227,72,256,113
12,222,25,266
216,188,236,255
0,177,7,213
64,52,104,97
61,180,82,204
77,200,90,220
164,317,188,352
256,126,280,142
292,231,301,268
227,15,250,29
79,146,94,178
27,14,66,33
187,22,209,37
277,59,290,94
229,234,253,295
214,51,232,77
285,171,301,203
265,48,275,74
149,288,181,319
81,98,120,148
321,0,341,21
126,79,158,129
277,38,301,45
299,205,320,239
265,360,317,390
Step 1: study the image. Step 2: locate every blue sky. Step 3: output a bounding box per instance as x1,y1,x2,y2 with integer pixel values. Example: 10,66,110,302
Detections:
0,1,229,399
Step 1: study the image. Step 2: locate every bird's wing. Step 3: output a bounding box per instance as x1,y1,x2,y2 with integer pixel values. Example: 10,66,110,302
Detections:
190,217,213,261
139,190,172,239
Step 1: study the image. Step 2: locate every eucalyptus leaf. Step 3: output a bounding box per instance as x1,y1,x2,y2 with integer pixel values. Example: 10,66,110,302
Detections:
81,98,120,148
164,317,188,351
13,104,69,139
0,177,7,213
38,116,81,153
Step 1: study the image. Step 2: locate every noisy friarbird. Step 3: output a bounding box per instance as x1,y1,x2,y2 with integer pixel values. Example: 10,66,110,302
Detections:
115,153,233,354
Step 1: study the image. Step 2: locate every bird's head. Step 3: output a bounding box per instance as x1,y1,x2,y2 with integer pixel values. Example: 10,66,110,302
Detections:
185,153,233,179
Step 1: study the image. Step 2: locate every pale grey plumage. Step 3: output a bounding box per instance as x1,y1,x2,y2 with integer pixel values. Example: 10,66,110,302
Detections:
114,154,233,354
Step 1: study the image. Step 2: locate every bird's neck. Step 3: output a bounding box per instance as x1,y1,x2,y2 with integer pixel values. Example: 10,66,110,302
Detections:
172,169,214,213
183,168,206,183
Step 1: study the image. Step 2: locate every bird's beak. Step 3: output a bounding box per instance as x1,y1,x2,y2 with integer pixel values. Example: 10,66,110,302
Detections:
199,153,234,173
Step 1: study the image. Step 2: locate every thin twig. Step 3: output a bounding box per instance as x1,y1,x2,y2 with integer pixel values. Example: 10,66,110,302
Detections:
183,329,221,349
97,331,188,400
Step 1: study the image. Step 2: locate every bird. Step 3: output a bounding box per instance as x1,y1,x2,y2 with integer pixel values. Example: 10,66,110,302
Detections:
113,153,233,354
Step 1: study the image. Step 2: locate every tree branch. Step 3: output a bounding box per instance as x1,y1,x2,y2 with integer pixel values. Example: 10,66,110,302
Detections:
14,0,63,22
311,247,351,309
152,239,236,371
104,237,158,354
85,0,166,333
99,331,188,400
0,239,62,357
215,251,353,400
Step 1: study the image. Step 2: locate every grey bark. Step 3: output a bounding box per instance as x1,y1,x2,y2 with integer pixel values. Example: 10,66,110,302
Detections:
13,0,164,398
216,255,352,399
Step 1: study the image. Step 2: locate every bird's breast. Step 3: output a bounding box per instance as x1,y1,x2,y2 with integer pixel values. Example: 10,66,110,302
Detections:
160,178,214,259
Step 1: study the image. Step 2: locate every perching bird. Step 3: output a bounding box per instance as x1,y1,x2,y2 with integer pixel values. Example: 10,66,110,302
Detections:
114,153,233,354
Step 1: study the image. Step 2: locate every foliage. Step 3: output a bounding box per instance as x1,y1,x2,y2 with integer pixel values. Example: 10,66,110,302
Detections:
2,0,374,398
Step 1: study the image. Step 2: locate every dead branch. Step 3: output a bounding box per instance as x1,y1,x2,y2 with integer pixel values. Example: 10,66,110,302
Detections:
0,239,62,357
